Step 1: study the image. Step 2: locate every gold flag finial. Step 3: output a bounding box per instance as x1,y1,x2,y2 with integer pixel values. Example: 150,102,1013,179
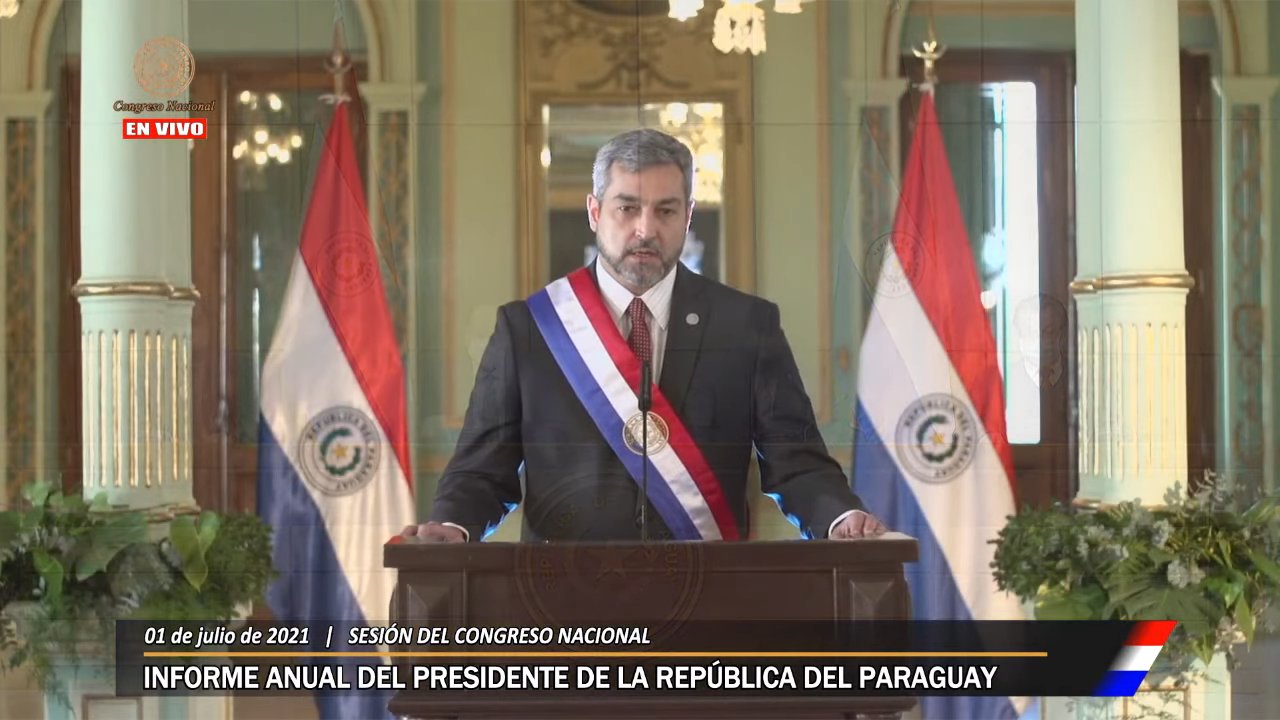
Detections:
911,5,946,89
322,1,352,104
912,39,946,87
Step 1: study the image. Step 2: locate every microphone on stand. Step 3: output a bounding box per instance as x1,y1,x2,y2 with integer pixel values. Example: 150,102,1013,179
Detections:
635,360,652,542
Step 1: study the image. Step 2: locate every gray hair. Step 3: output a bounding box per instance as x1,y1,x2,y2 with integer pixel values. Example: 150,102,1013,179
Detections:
591,128,694,202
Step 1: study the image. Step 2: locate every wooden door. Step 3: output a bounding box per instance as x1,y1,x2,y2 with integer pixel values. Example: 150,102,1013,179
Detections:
896,50,1217,507
189,60,367,513
899,51,1076,509
1179,51,1216,483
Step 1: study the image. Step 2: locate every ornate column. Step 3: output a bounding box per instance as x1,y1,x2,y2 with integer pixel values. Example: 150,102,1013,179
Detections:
75,0,197,512
62,5,235,718
1073,0,1192,506
1068,1,1230,719
0,90,53,502
358,80,425,421
1213,76,1280,495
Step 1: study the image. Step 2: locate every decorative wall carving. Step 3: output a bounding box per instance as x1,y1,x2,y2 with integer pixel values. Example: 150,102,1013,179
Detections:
376,109,411,348
5,119,36,493
572,0,669,18
858,107,893,292
1227,104,1263,486
527,1,713,93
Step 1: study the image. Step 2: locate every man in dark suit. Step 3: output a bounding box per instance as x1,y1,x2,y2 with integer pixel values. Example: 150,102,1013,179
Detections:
403,129,885,543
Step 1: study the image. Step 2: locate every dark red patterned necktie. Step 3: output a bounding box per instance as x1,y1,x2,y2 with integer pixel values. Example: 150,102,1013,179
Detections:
627,297,651,364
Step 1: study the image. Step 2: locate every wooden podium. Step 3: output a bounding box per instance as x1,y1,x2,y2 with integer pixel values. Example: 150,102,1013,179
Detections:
385,535,918,720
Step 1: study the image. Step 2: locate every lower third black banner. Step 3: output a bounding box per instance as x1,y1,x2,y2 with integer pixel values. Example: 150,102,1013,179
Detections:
114,620,1176,700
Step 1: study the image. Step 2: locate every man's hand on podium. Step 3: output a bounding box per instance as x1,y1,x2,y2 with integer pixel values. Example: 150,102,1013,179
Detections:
829,510,888,540
400,521,466,543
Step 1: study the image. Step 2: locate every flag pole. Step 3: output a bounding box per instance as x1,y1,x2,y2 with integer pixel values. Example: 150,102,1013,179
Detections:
320,0,404,293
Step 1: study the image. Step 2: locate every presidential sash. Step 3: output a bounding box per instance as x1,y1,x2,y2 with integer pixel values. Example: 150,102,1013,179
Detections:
526,268,740,541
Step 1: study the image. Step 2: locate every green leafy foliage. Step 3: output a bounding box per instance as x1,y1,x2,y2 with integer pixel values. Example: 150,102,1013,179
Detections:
992,473,1280,685
0,480,277,698
169,512,221,590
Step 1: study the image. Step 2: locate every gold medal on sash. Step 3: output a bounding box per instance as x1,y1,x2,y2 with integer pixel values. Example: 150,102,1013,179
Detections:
623,411,669,455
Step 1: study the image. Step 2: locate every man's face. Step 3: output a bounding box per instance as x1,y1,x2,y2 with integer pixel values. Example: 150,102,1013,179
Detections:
587,163,692,293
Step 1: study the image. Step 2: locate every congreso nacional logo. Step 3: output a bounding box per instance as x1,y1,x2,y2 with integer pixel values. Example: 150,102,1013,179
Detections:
133,36,196,99
116,37,215,119
894,393,977,484
298,407,382,496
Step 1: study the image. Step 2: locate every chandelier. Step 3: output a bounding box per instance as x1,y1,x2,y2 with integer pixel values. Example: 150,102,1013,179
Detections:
0,0,20,19
658,102,724,206
668,0,806,55
231,90,304,170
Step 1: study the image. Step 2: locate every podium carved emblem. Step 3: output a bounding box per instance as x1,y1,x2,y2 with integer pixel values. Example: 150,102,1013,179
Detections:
515,475,705,640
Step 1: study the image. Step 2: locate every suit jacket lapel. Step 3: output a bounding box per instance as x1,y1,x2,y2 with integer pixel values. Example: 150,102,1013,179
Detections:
661,263,708,416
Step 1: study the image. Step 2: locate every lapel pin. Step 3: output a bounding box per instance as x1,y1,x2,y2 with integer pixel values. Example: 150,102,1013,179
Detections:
686,313,699,326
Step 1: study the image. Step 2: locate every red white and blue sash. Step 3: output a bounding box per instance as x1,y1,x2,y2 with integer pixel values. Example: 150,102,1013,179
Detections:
526,268,740,541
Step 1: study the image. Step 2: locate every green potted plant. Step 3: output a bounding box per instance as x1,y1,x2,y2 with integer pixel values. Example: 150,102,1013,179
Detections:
0,479,277,701
991,474,1280,689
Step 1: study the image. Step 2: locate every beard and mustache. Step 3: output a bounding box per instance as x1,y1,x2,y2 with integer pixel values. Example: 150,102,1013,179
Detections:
598,237,679,291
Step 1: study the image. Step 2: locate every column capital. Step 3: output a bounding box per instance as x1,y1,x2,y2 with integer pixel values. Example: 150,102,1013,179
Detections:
0,90,53,120
358,81,427,113
1213,75,1280,108
843,77,909,108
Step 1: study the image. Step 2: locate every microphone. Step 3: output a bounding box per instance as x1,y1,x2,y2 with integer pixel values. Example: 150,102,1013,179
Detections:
636,360,652,541
639,361,653,412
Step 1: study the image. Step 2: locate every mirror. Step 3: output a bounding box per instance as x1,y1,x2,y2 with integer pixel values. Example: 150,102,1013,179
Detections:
541,102,726,282
517,0,755,294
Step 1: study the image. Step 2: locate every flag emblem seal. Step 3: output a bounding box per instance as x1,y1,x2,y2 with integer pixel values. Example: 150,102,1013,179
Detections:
894,393,978,483
318,232,379,297
297,406,382,496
